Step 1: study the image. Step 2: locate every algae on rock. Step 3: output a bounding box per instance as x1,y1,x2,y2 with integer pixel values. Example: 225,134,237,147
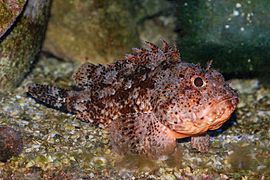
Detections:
0,0,51,92
0,0,27,38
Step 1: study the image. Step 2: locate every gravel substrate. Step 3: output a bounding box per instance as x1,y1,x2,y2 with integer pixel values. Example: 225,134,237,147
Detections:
0,55,269,179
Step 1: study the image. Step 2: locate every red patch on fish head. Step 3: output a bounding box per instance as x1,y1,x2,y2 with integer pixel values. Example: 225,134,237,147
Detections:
193,68,239,130
165,64,239,136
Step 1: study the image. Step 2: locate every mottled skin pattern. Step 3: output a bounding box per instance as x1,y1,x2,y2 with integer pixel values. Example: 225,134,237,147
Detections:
28,41,239,159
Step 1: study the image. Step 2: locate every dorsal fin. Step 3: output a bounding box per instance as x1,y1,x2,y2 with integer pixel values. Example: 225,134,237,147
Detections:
145,41,159,53
72,40,179,89
72,63,104,89
124,40,181,64
206,60,213,71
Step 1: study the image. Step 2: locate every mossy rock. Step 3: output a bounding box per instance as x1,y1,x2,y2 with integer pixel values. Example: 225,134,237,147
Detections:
0,0,26,38
0,0,51,92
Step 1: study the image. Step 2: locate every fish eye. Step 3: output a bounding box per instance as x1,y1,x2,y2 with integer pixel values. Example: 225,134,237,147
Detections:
192,76,205,88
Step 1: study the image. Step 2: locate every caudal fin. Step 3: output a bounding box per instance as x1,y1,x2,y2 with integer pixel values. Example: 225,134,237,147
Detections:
27,83,69,111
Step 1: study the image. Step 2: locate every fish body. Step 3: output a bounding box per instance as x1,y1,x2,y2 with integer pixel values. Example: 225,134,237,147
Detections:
28,41,239,158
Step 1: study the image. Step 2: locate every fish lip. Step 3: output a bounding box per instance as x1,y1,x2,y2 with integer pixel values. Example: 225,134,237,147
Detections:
207,95,239,128
196,95,239,121
196,95,239,126
218,95,239,107
213,95,239,108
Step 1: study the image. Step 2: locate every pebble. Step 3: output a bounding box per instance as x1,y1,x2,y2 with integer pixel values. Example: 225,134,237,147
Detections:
0,126,23,162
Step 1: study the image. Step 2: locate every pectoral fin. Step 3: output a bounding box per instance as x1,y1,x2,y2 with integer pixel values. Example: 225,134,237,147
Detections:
109,112,177,159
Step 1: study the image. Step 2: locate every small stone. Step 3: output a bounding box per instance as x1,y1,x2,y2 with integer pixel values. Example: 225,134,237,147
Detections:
160,173,176,180
229,79,259,94
220,173,229,179
0,126,23,162
91,156,107,167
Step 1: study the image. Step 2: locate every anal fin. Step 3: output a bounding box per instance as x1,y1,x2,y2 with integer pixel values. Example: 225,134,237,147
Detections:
72,62,100,89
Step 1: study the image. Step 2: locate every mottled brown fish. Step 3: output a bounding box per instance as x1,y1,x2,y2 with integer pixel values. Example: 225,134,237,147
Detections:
28,40,239,159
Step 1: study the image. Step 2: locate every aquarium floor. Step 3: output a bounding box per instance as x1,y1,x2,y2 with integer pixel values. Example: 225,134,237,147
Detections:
0,55,269,179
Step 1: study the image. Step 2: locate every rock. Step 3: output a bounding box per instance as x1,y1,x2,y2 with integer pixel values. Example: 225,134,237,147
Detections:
175,1,270,76
134,0,177,44
0,0,51,92
43,0,180,64
0,0,27,38
43,0,140,64
229,79,259,94
0,126,23,162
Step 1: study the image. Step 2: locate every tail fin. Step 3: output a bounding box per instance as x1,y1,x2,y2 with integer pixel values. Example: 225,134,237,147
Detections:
27,84,69,111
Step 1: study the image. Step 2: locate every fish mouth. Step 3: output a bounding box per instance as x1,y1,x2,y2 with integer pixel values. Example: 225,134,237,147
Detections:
196,96,239,130
168,95,239,138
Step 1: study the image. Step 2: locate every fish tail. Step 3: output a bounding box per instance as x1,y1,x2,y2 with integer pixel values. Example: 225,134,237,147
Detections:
27,83,69,111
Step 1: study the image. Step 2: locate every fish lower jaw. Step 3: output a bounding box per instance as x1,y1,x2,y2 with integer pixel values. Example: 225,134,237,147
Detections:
197,97,238,128
206,105,235,130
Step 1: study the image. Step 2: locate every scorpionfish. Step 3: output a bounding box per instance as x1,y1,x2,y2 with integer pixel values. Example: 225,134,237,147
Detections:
28,40,239,159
